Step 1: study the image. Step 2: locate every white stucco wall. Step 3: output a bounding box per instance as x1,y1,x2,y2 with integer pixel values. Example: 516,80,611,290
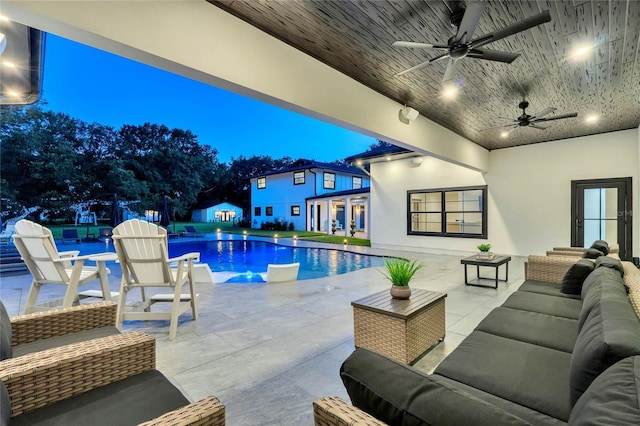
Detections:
371,129,639,258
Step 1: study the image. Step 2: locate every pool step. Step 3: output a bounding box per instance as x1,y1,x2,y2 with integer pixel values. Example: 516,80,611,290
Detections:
0,244,28,275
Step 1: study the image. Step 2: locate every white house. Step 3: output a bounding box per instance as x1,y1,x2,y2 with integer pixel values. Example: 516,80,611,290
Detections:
250,160,370,234
191,202,243,223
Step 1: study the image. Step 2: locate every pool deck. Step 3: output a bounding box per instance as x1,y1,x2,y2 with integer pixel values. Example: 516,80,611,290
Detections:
0,236,527,425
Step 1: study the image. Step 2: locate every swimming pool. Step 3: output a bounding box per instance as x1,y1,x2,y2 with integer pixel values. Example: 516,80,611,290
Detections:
61,235,385,282
169,238,385,281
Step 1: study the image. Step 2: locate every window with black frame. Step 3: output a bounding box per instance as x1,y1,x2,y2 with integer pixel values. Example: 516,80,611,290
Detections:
407,186,487,238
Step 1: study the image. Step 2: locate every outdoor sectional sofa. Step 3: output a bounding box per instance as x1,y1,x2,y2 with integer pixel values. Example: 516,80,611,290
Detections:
314,251,640,425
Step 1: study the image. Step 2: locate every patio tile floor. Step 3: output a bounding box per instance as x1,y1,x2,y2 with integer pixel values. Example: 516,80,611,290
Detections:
0,241,526,425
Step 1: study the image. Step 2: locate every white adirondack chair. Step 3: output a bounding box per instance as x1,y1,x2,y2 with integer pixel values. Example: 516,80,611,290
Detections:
13,219,112,314
112,219,199,340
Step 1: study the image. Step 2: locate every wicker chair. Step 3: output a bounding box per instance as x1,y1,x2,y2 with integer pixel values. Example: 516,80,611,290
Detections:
0,332,225,425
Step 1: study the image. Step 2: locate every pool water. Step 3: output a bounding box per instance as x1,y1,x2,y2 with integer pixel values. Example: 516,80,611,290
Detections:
60,235,385,282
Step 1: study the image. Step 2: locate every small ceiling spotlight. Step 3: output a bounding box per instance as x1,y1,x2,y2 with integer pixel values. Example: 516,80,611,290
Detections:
500,131,509,138
399,105,419,124
386,156,391,161
441,83,460,100
571,43,593,60
585,114,599,124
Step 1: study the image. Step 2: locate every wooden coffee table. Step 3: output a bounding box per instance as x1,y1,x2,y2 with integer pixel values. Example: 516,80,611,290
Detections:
460,255,511,289
351,289,446,365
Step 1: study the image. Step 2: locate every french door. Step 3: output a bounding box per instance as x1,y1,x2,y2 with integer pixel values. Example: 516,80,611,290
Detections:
571,177,632,260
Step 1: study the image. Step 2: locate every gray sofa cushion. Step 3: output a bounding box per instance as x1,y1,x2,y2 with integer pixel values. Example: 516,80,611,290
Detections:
519,280,581,300
475,307,578,353
595,256,624,275
10,370,189,426
435,331,572,422
561,260,595,295
569,356,640,425
582,248,604,259
578,267,627,331
590,240,610,256
502,291,582,320
340,348,534,426
0,302,11,361
569,284,640,407
12,326,120,358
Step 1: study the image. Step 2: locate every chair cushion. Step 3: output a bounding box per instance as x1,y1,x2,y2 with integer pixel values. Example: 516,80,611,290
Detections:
10,370,189,426
340,348,533,426
590,240,610,256
12,326,120,358
0,302,11,360
502,291,582,319
578,267,627,330
569,283,640,406
582,248,604,259
569,356,640,425
435,331,572,421
518,280,581,300
0,380,9,426
595,256,624,275
561,260,595,295
475,307,578,353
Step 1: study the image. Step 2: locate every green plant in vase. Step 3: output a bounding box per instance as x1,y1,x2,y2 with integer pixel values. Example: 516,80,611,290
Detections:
380,258,424,299
477,243,492,259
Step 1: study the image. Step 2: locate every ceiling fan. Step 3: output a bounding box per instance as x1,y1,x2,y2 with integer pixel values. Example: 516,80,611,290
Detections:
488,100,578,134
392,2,551,82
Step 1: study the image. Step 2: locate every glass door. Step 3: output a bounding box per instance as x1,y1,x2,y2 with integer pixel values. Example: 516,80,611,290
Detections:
571,178,632,260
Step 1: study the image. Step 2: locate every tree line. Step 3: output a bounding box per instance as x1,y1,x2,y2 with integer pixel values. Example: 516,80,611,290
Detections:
0,102,299,223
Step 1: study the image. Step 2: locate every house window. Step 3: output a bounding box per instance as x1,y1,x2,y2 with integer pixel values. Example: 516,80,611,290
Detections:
293,171,305,185
257,177,266,189
266,206,273,216
407,185,487,238
254,207,261,217
291,206,300,216
324,172,335,189
353,176,362,189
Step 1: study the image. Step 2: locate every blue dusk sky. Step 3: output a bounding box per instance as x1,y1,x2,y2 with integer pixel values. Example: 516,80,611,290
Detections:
41,34,376,163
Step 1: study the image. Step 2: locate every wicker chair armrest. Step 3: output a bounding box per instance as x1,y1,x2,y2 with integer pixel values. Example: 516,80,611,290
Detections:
526,255,575,283
138,396,225,426
313,396,387,426
10,301,118,346
1,331,155,417
546,250,581,257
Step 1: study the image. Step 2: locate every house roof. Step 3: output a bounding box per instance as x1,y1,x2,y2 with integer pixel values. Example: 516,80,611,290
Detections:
306,187,370,201
193,201,242,211
253,159,368,179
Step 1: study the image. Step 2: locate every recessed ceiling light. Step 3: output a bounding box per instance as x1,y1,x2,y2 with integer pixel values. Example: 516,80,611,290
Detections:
2,60,16,68
442,86,458,100
7,90,20,97
585,114,599,123
0,15,10,22
356,160,362,165
571,44,592,60
500,131,509,138
386,156,391,161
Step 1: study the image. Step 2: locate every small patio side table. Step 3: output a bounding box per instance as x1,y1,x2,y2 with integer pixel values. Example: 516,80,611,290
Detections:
460,255,512,289
351,289,446,365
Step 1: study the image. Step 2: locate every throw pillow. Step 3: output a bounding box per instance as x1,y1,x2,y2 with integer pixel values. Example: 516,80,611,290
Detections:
569,356,640,425
582,248,604,259
595,256,624,276
0,302,12,361
590,240,610,256
561,260,595,295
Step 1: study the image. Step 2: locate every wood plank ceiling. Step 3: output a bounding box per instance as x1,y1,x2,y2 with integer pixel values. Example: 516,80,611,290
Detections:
209,0,639,150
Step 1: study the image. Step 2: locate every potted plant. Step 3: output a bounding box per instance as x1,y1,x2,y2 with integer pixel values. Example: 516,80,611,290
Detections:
380,258,424,299
477,243,493,259
349,219,356,237
331,219,337,234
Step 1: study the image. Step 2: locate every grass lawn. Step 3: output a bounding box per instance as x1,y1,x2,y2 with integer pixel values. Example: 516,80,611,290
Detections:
43,221,371,247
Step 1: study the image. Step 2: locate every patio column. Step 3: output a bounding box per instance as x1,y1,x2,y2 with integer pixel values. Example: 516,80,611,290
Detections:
327,199,333,235
365,197,370,239
344,197,351,237
311,201,317,231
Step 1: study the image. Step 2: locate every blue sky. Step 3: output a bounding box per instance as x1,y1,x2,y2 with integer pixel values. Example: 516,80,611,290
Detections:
42,34,376,163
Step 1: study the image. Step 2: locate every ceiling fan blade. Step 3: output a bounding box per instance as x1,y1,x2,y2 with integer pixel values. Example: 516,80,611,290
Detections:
428,52,451,63
481,122,518,130
395,59,433,76
534,112,579,122
530,107,557,119
454,2,486,44
469,10,551,50
392,41,448,49
443,58,459,82
529,124,548,130
467,48,520,63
